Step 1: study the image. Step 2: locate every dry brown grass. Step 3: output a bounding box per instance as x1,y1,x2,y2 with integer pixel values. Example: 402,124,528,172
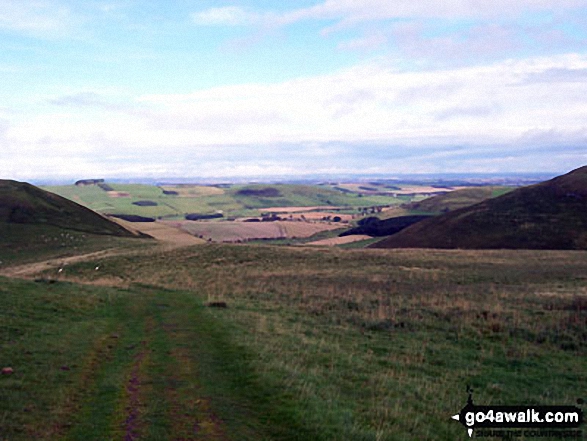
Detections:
129,221,206,247
179,220,342,242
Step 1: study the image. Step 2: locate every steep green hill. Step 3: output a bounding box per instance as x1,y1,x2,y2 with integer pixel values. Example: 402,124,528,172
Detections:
0,180,140,236
371,166,587,250
0,180,148,263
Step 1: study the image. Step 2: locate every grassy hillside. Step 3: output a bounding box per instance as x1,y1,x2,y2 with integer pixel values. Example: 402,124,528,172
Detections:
0,180,140,236
26,244,586,440
0,180,148,265
404,186,513,213
372,166,587,250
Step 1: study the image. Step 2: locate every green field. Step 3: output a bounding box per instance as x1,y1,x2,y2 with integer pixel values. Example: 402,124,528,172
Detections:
43,182,422,221
3,243,585,440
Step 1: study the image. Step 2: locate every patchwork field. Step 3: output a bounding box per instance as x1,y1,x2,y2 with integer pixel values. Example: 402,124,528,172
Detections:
43,182,434,245
43,182,428,223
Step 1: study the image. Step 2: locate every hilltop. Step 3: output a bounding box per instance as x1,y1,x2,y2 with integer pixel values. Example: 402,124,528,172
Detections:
371,166,587,250
0,180,142,237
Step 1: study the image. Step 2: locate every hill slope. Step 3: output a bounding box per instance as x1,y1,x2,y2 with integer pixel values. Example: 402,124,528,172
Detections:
370,166,587,250
404,186,512,213
0,180,142,237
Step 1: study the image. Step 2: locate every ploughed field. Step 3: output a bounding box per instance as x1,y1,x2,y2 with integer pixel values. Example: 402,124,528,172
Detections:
2,243,585,440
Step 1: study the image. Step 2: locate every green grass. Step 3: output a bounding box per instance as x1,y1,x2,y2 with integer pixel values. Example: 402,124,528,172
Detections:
56,244,587,440
0,277,317,440
0,223,148,266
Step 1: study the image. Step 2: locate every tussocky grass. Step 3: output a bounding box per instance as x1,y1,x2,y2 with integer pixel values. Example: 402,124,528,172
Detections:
0,277,320,440
57,244,587,440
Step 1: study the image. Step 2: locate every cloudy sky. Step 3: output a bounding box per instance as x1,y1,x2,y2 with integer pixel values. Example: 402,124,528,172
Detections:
1,1,587,180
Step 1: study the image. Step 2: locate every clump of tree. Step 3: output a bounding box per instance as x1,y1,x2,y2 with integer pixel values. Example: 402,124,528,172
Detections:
320,215,342,222
236,187,282,197
133,200,158,207
340,215,432,237
75,179,104,186
185,213,224,221
357,206,385,215
109,214,155,222
261,213,282,222
97,183,114,191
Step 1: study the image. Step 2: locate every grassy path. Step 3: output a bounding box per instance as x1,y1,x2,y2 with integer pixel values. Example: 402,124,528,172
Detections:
0,277,310,441
5,245,586,440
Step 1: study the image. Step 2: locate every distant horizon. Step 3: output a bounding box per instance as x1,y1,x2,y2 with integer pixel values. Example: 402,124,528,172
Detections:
2,2,586,178
26,169,565,187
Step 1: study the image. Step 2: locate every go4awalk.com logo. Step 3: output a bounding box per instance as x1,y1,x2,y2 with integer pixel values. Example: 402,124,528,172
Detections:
451,387,584,438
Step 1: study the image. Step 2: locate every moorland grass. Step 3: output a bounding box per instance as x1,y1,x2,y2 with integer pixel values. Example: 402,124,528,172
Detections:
58,244,587,440
0,224,149,267
0,277,316,440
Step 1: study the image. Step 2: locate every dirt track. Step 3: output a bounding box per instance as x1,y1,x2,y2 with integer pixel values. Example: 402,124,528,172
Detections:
1,221,205,279
0,249,131,278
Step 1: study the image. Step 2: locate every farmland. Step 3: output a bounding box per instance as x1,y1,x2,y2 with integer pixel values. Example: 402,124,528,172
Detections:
42,181,442,245
43,182,438,221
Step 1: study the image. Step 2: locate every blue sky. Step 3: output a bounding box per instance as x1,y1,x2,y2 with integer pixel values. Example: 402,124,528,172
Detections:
1,1,587,180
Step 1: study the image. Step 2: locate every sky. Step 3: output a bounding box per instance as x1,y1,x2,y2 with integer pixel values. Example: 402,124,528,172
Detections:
1,1,587,180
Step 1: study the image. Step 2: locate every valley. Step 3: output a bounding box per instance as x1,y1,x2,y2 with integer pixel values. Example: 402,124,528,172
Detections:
1,170,585,440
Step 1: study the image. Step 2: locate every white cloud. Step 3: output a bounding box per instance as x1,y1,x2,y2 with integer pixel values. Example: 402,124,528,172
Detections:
337,32,388,51
280,0,587,23
189,0,586,31
4,53,587,178
0,0,77,37
192,6,259,26
190,1,587,65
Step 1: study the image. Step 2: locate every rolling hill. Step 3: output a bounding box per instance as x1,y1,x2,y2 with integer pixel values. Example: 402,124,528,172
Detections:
404,186,513,213
370,166,587,250
43,182,422,220
0,180,144,238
